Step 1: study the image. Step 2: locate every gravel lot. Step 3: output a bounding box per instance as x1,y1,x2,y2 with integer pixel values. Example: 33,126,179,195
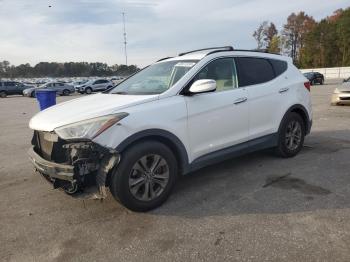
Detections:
1,82,350,262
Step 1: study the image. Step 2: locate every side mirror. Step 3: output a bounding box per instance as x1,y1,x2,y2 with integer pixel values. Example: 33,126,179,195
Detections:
189,79,216,94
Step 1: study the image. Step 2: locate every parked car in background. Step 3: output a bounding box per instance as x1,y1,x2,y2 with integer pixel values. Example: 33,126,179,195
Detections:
331,77,350,105
110,76,125,85
72,80,88,87
76,79,114,94
303,72,324,85
23,82,75,97
0,81,32,98
28,46,312,211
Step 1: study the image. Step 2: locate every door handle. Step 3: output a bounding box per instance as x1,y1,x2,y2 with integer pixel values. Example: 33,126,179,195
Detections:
279,87,289,93
233,97,247,105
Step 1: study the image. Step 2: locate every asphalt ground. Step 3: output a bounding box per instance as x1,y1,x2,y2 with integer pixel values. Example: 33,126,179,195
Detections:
1,81,350,262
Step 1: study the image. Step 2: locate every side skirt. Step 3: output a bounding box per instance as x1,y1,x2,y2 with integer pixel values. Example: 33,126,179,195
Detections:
187,133,278,174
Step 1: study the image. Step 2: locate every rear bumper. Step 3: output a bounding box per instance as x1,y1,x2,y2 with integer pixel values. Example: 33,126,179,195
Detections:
28,146,74,182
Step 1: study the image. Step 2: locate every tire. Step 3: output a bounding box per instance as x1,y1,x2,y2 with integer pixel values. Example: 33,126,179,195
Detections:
31,91,36,98
311,80,315,86
85,87,92,94
0,91,7,98
320,79,324,85
275,112,305,158
62,89,70,96
109,140,178,212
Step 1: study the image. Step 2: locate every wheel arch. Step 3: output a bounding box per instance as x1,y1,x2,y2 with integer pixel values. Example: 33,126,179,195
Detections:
115,129,190,175
279,104,311,134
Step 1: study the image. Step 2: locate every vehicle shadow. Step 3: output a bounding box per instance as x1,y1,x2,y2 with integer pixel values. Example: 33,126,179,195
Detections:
150,129,350,218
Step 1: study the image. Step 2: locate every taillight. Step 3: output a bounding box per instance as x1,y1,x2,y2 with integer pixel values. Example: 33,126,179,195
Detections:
304,82,311,91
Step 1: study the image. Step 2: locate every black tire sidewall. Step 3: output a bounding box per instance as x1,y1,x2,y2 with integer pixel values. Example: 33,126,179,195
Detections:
63,89,70,95
85,87,92,94
0,91,6,98
110,140,178,212
277,113,305,158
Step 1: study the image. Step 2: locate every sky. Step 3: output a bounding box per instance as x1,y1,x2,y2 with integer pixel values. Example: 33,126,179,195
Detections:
0,0,349,67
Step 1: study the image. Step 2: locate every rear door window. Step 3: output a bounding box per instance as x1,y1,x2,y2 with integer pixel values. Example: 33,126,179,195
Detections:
235,57,275,87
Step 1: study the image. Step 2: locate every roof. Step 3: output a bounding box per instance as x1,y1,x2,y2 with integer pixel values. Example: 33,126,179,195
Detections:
157,46,290,63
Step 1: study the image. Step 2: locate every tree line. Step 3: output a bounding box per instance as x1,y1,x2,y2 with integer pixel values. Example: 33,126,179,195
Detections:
253,7,350,68
0,61,139,78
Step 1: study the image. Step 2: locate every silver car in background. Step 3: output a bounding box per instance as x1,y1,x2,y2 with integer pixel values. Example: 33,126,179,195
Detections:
23,82,75,97
76,79,114,94
331,78,350,105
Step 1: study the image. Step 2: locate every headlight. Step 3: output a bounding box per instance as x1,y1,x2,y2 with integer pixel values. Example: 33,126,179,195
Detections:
55,113,128,140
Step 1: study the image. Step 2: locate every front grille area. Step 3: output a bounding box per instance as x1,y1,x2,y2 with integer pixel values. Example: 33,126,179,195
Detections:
32,131,70,163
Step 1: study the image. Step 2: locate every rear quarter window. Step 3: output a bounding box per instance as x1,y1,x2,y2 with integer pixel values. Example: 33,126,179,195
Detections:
269,59,288,77
235,57,275,87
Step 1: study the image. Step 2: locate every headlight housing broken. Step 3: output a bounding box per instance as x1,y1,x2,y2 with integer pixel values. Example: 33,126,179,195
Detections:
55,113,128,140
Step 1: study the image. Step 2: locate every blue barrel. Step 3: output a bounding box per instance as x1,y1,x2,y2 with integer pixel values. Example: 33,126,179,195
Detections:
36,89,57,111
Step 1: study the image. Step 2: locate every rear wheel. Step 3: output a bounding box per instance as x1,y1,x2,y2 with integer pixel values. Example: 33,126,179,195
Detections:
62,89,70,96
85,87,92,94
110,140,178,212
275,112,305,158
0,91,7,98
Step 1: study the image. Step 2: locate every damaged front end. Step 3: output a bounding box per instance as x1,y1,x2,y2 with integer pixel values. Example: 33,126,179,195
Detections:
28,131,119,199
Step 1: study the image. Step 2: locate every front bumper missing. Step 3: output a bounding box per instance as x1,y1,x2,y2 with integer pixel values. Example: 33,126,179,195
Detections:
28,146,74,181
28,137,120,199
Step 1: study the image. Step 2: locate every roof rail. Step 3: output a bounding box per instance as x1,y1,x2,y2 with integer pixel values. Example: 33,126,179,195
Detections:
156,57,173,62
233,49,281,55
178,46,234,56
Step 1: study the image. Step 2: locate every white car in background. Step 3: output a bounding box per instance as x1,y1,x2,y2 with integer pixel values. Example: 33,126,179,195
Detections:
111,76,125,85
331,77,350,105
76,79,114,94
28,46,312,212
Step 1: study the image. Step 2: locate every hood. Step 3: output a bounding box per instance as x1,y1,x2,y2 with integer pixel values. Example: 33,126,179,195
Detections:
75,83,87,88
336,83,350,92
29,93,158,131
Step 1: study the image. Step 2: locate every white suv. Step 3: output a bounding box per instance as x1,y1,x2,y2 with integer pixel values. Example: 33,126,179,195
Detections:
28,46,312,211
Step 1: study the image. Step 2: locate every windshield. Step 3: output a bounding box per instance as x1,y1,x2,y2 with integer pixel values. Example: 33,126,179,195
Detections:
110,60,198,95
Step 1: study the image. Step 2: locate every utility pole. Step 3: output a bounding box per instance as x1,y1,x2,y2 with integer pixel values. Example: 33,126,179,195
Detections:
122,12,128,66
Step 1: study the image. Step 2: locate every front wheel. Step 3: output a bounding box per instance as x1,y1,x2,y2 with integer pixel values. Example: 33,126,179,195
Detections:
31,91,36,98
109,141,178,212
85,87,92,94
62,89,70,96
275,112,305,158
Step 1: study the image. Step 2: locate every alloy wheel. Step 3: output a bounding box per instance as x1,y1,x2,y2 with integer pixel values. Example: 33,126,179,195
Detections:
128,154,169,201
285,120,302,151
